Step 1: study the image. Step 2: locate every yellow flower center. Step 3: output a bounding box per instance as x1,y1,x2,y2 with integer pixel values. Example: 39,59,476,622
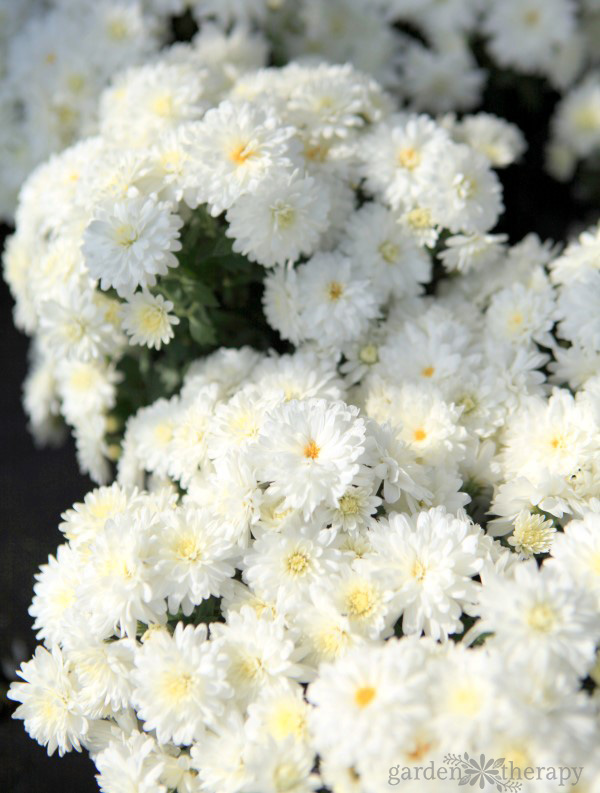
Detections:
174,534,202,562
397,146,421,170
285,551,310,576
359,344,379,365
379,240,399,263
354,685,376,707
407,207,431,229
162,671,193,702
448,686,481,716
327,281,344,300
339,493,361,516
421,365,435,378
411,559,427,582
346,585,375,617
151,94,174,118
154,422,173,445
303,439,320,460
229,142,256,165
413,427,427,442
526,603,556,633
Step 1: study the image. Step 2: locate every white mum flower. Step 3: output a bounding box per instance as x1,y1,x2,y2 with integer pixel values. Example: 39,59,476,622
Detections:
211,607,307,708
95,731,166,793
132,623,232,745
361,507,485,641
82,194,183,297
256,398,367,517
148,505,238,615
548,511,600,606
78,511,166,639
307,640,428,767
8,645,88,757
226,169,330,267
184,100,296,215
471,560,600,678
420,143,503,234
121,291,180,350
242,525,344,611
295,252,379,349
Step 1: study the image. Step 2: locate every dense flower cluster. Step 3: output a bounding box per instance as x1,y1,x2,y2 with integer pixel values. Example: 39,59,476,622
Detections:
0,0,182,221
2,0,600,222
5,7,600,793
4,42,522,482
9,344,600,791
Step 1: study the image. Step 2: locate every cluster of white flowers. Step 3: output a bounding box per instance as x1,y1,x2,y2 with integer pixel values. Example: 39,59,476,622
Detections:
9,343,600,791
0,0,183,221
3,0,600,223
4,40,524,483
6,10,600,793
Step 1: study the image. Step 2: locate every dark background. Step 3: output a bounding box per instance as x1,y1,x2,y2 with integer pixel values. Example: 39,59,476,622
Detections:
0,70,598,792
0,235,97,789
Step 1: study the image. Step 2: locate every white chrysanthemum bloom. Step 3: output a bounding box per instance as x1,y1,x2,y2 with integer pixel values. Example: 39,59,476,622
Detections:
244,737,320,793
486,281,556,348
121,291,180,350
226,169,330,267
452,113,527,168
556,272,600,351
499,388,597,488
56,358,119,426
548,511,600,606
245,679,309,745
166,384,220,485
341,202,432,300
484,0,577,75
190,711,252,793
256,398,366,517
361,508,485,641
322,484,382,535
68,635,136,718
293,588,366,666
508,510,556,558
184,100,296,215
295,252,379,349
307,640,428,767
29,543,83,649
420,143,503,234
78,511,166,639
188,455,262,547
82,194,183,297
132,623,232,745
95,731,166,793
148,506,237,615
249,349,345,404
316,567,396,641
401,43,485,115
360,113,448,209
8,645,88,757
362,378,467,466
550,74,600,164
210,607,307,708
429,644,503,754
38,290,117,362
60,482,132,549
242,525,344,611
123,396,181,480
471,561,600,678
206,385,269,460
